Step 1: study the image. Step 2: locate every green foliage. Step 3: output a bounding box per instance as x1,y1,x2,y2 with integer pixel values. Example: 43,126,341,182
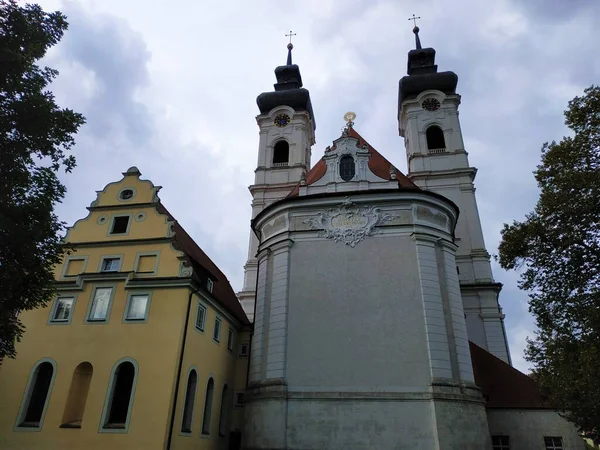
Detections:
0,1,85,362
498,85,600,440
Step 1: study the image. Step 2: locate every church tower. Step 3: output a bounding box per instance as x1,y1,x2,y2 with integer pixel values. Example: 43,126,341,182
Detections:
398,26,511,363
237,43,316,320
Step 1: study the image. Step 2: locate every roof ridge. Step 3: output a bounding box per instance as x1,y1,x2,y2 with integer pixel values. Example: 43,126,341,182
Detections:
155,203,249,324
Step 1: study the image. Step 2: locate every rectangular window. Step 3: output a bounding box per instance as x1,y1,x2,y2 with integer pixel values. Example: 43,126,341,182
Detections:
544,436,564,450
234,392,245,407
110,216,130,235
88,287,113,321
195,303,206,332
492,435,510,450
125,294,149,321
206,278,213,293
101,257,121,272
239,343,249,357
51,297,74,322
227,328,234,351
213,317,221,342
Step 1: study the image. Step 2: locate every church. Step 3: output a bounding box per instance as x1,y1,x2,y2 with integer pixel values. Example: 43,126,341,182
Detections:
0,27,589,450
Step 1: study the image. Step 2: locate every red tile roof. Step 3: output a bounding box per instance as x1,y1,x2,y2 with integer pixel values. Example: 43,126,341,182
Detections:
288,127,419,197
470,341,549,409
347,127,418,190
157,204,249,325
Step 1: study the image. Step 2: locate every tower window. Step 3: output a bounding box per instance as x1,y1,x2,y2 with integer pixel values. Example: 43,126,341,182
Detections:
273,141,289,165
103,361,136,429
426,126,446,150
339,155,355,181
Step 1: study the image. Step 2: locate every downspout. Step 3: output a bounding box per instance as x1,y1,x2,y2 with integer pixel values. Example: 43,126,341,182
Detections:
166,284,200,450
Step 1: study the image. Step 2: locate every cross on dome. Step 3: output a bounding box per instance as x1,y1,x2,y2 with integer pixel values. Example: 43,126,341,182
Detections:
408,14,423,49
285,30,297,65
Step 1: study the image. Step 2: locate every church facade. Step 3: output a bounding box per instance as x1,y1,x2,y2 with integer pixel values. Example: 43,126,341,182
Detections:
0,29,589,450
238,31,587,450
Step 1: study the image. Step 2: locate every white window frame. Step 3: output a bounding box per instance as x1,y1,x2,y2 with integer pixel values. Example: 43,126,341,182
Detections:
48,296,76,324
227,328,234,352
492,435,510,450
206,278,214,293
99,256,122,273
544,436,564,450
238,342,249,357
85,285,116,323
122,292,152,323
213,317,221,343
195,303,207,332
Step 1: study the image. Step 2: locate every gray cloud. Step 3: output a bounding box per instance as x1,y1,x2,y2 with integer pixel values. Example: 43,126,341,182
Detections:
57,1,152,146
38,0,600,372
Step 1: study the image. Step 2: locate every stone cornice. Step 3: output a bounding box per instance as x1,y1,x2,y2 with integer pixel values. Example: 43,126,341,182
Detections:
459,282,503,293
62,237,172,248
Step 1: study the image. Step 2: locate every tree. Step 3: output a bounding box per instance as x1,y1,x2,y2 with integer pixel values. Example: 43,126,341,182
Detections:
498,85,600,440
0,1,85,362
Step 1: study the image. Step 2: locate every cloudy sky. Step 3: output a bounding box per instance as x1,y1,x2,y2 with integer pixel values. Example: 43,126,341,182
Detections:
37,0,600,372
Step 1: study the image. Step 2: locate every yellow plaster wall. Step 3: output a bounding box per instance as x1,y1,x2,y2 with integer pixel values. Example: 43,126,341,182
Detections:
55,242,181,280
169,294,243,450
0,284,190,450
92,170,158,208
0,170,250,450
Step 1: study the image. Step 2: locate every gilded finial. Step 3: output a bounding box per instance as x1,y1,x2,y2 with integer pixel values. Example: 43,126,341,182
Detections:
344,111,356,129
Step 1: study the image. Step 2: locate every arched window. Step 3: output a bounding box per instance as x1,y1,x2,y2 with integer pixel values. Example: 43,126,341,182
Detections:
426,126,446,150
273,141,289,165
61,362,93,428
218,384,228,436
102,360,136,430
339,155,355,181
181,369,197,433
201,377,215,435
17,360,56,428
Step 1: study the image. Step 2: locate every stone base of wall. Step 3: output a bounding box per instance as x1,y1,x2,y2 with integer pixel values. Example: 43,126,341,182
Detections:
243,381,490,450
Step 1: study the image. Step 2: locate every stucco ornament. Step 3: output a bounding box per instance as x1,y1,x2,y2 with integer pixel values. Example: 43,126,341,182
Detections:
303,198,399,247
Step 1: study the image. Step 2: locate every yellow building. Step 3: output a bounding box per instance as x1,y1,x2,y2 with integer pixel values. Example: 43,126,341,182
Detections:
0,167,250,450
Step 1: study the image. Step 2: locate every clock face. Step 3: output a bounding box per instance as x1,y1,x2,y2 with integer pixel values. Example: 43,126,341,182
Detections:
422,98,441,111
274,114,291,127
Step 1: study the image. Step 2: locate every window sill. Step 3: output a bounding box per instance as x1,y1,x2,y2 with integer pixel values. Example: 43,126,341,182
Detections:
60,422,81,429
17,422,41,428
103,423,126,429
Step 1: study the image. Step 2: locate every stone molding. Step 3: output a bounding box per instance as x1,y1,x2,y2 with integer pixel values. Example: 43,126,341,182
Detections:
245,387,485,405
302,198,399,247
